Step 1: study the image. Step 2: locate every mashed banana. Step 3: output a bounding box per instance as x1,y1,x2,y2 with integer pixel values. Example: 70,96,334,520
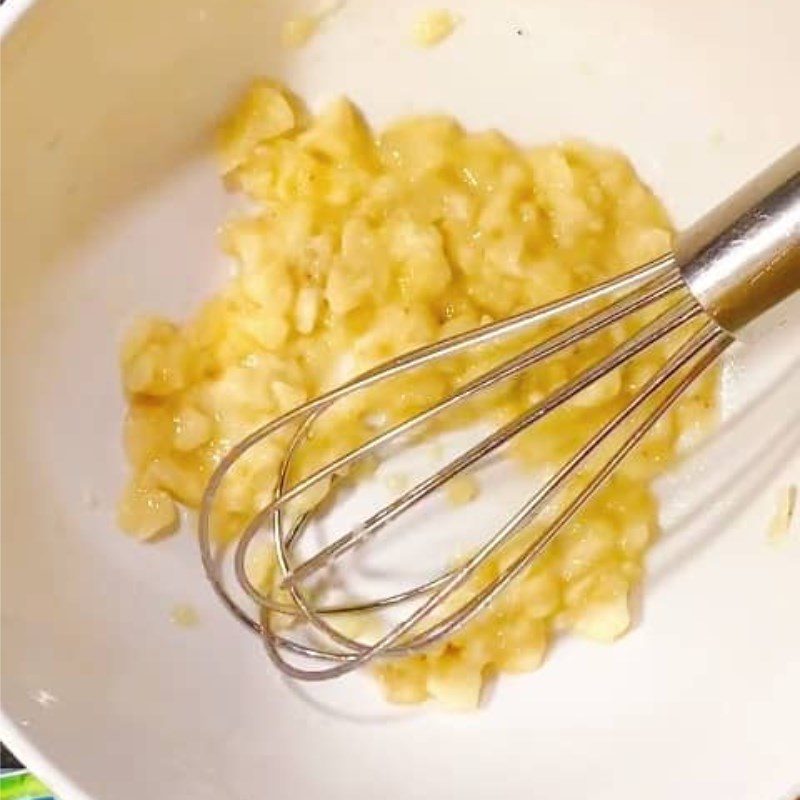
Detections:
412,10,459,47
119,80,717,708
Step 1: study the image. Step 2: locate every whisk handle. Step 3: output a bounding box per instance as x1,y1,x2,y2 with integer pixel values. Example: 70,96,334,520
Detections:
677,145,800,339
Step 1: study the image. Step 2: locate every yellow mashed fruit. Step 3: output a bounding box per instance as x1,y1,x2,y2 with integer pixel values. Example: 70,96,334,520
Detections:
412,9,459,47
281,14,320,49
280,2,343,49
119,80,717,709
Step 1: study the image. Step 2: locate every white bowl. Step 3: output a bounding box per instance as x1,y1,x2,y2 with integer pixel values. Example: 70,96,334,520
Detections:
2,1,799,799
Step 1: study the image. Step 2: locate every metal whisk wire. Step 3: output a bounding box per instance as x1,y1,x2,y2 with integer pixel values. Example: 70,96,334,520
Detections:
198,145,799,681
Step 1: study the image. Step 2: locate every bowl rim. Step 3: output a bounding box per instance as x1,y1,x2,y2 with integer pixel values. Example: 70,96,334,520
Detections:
0,0,37,37
2,5,88,798
0,717,92,800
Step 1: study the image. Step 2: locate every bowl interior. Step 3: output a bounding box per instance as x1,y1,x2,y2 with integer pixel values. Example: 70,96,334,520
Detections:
2,1,799,799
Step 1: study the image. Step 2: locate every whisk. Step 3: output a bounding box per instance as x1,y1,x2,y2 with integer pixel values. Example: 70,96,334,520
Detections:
199,146,800,681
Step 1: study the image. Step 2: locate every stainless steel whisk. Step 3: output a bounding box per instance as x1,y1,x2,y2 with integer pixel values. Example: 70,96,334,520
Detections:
199,146,800,681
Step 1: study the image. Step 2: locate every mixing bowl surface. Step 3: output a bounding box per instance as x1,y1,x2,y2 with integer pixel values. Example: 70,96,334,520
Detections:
2,1,799,799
